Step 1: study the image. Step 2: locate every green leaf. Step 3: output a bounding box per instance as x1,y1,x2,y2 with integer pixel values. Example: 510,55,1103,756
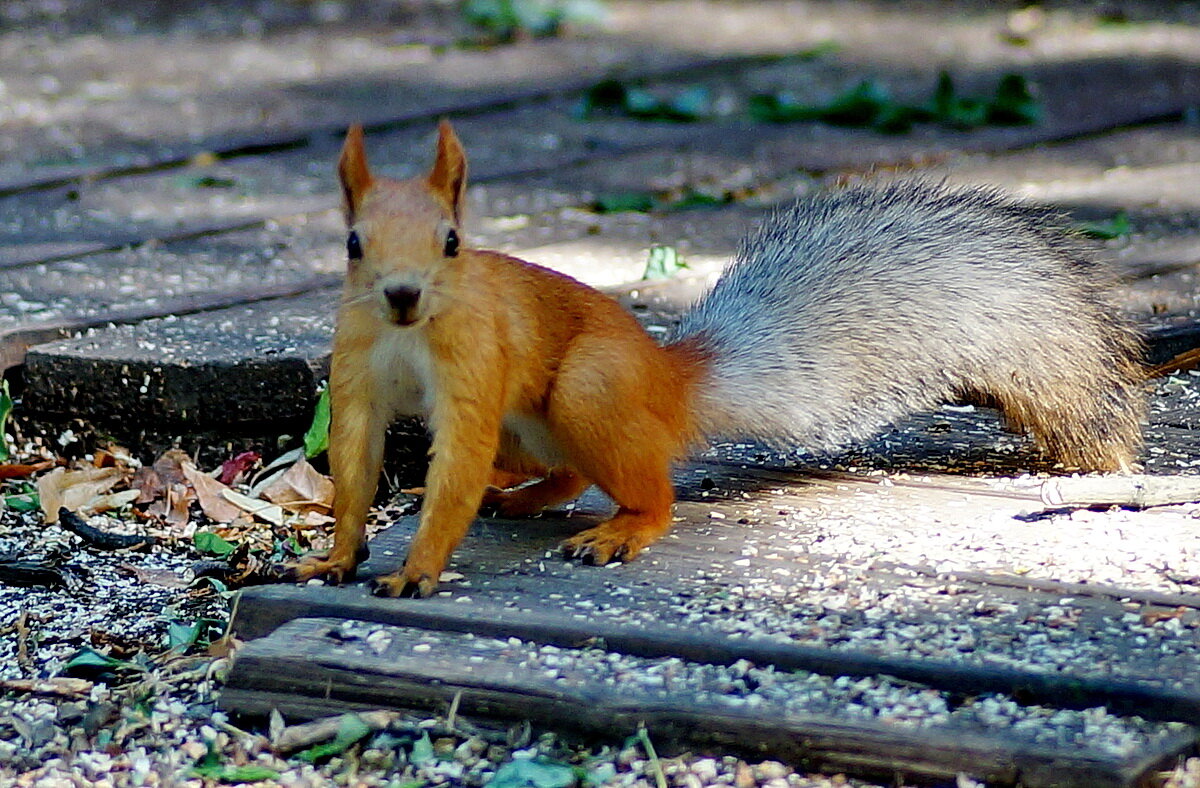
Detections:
5,492,40,512
0,379,12,463
463,0,520,35
622,87,662,118
174,173,237,190
409,730,435,765
577,79,709,122
935,92,990,130
194,531,237,557
1077,211,1132,240
576,78,628,117
463,0,603,40
191,741,279,783
215,765,281,784
987,73,1041,125
746,93,822,123
821,79,891,126
488,758,577,788
297,714,374,763
303,387,331,458
931,70,957,118
670,189,728,210
794,39,840,60
64,646,132,672
664,85,712,121
191,743,223,778
642,245,688,281
872,103,922,134
168,619,203,652
591,191,655,214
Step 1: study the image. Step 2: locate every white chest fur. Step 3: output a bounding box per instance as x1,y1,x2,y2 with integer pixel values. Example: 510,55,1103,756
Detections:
368,329,435,419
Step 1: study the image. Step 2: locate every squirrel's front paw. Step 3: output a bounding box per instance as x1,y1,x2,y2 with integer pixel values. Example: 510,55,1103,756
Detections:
278,552,361,585
370,566,438,598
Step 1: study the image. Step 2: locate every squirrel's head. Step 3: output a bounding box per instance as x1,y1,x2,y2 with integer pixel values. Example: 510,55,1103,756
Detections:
336,120,467,327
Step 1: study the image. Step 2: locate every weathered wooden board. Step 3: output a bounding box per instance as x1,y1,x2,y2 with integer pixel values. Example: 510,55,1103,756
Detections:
222,617,1197,788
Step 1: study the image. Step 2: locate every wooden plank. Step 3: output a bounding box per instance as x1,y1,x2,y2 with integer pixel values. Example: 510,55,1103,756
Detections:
221,617,1197,788
232,451,1200,722
232,580,1200,724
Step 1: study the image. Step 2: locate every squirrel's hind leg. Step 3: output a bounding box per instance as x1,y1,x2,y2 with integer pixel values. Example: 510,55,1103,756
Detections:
485,468,591,518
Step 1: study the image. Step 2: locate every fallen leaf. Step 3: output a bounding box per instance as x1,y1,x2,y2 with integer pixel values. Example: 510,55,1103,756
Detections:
221,488,284,526
135,450,195,525
207,633,242,659
92,445,135,469
0,460,55,479
261,460,334,514
118,563,189,589
180,462,245,524
1141,606,1187,626
0,677,93,698
87,489,141,515
301,510,335,528
218,451,261,486
37,467,123,523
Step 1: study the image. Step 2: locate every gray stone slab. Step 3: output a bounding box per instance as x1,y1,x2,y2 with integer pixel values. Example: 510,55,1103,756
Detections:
22,288,338,435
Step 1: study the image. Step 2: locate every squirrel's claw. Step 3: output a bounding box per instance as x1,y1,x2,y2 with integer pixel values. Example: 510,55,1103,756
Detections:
561,528,636,565
370,568,437,598
279,553,360,585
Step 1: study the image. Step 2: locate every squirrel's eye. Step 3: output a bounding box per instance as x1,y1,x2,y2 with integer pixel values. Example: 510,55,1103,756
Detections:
347,230,362,261
443,228,460,258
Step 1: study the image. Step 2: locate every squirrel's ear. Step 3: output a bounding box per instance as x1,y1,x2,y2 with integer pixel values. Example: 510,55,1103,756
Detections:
337,123,373,224
428,119,467,225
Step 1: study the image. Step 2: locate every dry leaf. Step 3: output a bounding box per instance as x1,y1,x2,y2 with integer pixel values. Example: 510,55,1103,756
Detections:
218,450,260,486
92,444,135,469
0,677,93,698
180,462,245,524
118,563,189,589
221,488,284,526
0,460,55,479
261,460,334,514
207,633,242,659
37,467,123,523
136,450,196,525
1141,606,1187,626
301,510,335,528
87,489,141,515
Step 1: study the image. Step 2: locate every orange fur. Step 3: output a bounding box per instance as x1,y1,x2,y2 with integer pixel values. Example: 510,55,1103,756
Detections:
287,121,707,597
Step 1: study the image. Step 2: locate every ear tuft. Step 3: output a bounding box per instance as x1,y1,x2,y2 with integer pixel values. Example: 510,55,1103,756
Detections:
427,119,468,225
337,123,373,224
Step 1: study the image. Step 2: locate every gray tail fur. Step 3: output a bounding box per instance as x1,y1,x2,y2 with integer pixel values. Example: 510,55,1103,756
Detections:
669,179,1145,471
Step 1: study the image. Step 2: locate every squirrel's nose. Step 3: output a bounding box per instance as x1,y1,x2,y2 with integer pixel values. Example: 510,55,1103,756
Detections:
384,285,421,325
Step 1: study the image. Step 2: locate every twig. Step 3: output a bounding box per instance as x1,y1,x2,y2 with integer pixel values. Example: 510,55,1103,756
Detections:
637,726,668,788
271,710,399,755
446,689,463,731
1146,347,1200,379
15,611,31,671
1039,475,1200,508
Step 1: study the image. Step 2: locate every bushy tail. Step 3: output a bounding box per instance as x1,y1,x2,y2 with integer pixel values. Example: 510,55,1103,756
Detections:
669,180,1145,471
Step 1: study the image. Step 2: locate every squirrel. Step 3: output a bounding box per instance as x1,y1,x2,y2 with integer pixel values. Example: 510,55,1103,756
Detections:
285,120,1146,598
